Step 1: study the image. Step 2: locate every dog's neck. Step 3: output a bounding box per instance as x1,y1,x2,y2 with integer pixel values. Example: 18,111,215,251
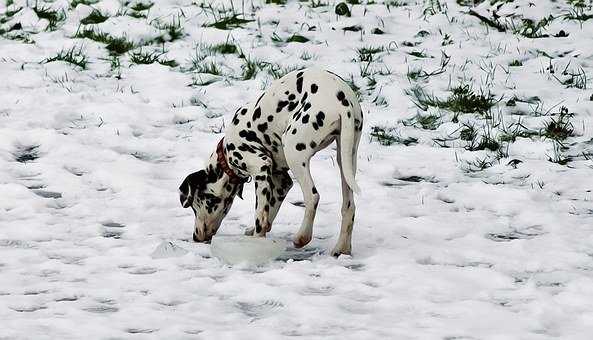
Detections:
203,141,246,200
216,138,246,185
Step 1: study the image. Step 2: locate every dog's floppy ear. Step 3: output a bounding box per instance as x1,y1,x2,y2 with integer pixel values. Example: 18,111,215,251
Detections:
179,170,207,208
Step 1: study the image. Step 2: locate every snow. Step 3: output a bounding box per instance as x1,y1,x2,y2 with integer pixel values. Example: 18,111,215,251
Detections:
1,0,593,338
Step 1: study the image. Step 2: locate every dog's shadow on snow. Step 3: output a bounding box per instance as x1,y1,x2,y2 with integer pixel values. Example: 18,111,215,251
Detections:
277,246,323,261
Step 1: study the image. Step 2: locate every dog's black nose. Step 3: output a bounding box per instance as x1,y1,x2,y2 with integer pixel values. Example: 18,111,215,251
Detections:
193,232,200,242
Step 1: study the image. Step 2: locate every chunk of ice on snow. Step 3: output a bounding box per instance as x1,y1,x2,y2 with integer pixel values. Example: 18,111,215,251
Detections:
210,235,285,265
151,241,189,259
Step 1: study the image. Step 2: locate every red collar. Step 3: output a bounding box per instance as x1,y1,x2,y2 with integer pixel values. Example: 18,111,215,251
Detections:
216,138,247,184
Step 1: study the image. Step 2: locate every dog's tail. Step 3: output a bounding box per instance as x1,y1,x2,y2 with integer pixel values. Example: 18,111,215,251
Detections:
339,96,362,194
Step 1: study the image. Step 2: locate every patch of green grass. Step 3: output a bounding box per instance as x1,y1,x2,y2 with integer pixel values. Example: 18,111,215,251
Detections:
106,37,135,55
553,64,588,89
129,49,178,67
265,0,287,4
192,61,221,75
343,25,362,32
267,64,304,79
473,135,500,152
272,33,310,45
0,6,21,25
71,0,99,8
371,27,384,34
445,85,498,114
131,1,154,11
300,51,315,61
407,50,429,58
563,5,593,25
542,107,574,141
548,140,570,165
459,124,476,141
403,113,441,130
406,84,498,115
512,15,555,38
33,5,66,31
154,18,184,43
286,34,309,43
509,59,523,67
43,46,88,69
406,53,450,81
80,9,109,25
207,14,254,30
75,27,111,43
370,126,418,146
310,0,328,8
241,57,266,80
210,42,238,54
189,74,219,87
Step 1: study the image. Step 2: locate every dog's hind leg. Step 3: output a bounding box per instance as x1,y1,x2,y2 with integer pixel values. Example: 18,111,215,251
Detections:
285,153,319,248
331,137,358,256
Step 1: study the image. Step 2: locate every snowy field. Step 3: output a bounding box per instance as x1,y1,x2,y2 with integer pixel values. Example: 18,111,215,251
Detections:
1,0,593,338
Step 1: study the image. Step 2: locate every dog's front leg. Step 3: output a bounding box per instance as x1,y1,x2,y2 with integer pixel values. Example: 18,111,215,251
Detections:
252,163,274,237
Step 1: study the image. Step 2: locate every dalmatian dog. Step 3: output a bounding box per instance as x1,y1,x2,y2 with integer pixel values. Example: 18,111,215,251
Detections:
179,67,363,256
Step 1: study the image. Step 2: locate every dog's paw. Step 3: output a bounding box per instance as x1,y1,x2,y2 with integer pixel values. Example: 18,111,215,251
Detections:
293,233,312,248
330,248,352,257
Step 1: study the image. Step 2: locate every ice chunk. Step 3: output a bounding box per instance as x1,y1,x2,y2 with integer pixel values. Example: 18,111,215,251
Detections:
151,241,189,259
210,235,285,265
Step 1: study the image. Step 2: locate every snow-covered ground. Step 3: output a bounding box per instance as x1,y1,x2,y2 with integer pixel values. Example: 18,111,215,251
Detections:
1,0,593,338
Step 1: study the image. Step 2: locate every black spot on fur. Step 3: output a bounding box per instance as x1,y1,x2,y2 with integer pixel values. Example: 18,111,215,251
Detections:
264,134,272,145
337,91,345,101
341,99,349,107
232,151,243,160
253,107,262,120
311,84,318,93
316,111,325,127
296,71,304,78
239,130,261,143
347,111,351,118
312,122,318,130
288,94,296,101
312,187,317,194
241,108,248,115
296,143,306,151
257,122,268,132
276,100,289,113
310,141,317,148
302,114,310,124
255,219,262,233
292,129,297,135
296,77,303,93
300,92,308,104
288,101,298,111
267,115,274,122
255,93,265,107
303,102,311,111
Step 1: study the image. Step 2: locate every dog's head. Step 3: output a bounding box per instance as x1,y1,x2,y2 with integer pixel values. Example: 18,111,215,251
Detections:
179,169,242,242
